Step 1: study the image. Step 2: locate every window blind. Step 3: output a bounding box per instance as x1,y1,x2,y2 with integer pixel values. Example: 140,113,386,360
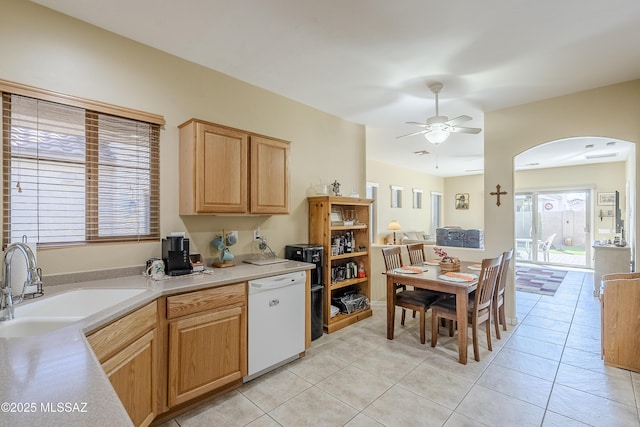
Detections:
2,93,160,247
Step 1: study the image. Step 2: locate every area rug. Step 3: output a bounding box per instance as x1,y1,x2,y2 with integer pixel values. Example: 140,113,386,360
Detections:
515,265,567,296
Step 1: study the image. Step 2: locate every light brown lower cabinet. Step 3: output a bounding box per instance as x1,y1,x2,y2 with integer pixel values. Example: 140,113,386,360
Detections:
102,329,157,427
86,282,249,424
87,301,158,427
165,282,247,407
167,304,246,406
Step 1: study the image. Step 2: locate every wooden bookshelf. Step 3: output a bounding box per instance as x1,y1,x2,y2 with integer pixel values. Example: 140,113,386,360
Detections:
308,196,373,333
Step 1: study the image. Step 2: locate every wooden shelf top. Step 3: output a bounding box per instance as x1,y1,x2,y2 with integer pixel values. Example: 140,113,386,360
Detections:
307,195,373,205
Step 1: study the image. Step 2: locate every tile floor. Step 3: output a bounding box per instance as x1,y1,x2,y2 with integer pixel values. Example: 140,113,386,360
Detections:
160,268,640,427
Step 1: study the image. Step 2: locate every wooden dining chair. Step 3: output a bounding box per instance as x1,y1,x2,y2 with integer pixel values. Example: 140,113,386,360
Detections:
405,242,448,320
382,246,441,344
430,255,503,361
406,242,426,265
493,248,513,339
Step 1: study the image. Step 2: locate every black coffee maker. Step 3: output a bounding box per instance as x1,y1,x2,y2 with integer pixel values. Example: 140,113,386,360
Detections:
162,236,192,276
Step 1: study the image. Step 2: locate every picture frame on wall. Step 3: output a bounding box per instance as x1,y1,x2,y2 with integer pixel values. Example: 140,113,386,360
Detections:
598,192,615,206
455,193,469,210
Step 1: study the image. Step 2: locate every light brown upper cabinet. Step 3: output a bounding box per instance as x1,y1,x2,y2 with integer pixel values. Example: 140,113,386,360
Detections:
179,119,290,215
250,135,289,214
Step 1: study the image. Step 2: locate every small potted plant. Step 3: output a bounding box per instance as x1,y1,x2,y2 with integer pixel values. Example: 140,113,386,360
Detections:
434,247,460,272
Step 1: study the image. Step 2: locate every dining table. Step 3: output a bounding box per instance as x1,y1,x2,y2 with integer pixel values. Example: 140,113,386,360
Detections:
385,261,479,364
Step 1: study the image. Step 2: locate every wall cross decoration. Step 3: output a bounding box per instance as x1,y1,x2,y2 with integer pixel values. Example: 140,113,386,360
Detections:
490,184,507,206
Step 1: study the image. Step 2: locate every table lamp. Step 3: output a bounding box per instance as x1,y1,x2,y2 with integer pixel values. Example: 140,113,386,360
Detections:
387,220,401,244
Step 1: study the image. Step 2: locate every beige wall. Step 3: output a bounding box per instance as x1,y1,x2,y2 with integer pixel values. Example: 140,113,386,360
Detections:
0,0,366,274
625,151,636,251
443,174,485,230
366,159,444,243
485,80,640,323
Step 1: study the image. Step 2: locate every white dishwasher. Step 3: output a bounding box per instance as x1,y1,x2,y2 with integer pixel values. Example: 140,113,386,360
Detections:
245,270,306,382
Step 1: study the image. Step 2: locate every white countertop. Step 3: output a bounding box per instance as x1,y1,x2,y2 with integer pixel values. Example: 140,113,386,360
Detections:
0,260,313,427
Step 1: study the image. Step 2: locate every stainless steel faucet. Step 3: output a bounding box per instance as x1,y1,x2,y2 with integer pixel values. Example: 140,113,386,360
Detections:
1,243,42,321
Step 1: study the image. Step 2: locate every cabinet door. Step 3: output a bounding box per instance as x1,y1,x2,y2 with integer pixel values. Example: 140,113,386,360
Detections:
102,329,157,427
197,123,248,213
168,304,247,407
602,280,640,373
87,302,158,427
250,136,289,214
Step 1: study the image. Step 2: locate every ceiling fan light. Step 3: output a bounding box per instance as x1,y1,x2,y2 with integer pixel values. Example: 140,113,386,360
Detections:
424,128,450,145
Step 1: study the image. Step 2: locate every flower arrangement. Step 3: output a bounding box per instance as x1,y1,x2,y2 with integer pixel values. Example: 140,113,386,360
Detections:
434,247,460,271
433,247,457,263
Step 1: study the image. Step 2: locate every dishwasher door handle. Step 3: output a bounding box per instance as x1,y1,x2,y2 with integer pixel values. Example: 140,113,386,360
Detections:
250,278,304,290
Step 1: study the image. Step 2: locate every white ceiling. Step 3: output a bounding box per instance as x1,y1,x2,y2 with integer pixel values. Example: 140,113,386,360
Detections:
31,0,640,176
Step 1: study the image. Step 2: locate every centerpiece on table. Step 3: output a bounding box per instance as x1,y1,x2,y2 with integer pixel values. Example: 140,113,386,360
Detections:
433,247,461,272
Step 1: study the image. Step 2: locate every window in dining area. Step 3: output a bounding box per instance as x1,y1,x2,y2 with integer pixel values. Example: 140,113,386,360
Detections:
391,185,403,208
431,191,442,231
413,188,423,209
366,182,378,243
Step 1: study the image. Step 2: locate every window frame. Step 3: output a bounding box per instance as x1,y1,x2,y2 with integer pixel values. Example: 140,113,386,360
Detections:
390,185,403,208
366,182,379,243
1,79,164,248
431,191,442,231
413,188,423,209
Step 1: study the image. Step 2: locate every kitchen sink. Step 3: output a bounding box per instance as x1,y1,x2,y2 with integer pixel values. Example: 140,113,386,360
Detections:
0,288,148,338
0,317,82,338
15,288,148,317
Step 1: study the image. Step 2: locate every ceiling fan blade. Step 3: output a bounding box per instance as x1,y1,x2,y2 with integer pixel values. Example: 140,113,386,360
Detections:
445,115,472,126
396,129,429,139
401,84,480,140
450,126,482,134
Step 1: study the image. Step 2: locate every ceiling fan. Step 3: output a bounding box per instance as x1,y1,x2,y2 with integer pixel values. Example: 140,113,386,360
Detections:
397,82,482,145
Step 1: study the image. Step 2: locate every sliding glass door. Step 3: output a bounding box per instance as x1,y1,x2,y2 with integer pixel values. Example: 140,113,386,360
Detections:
515,190,590,267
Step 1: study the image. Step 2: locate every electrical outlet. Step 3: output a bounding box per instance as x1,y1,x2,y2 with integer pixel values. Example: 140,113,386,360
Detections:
253,228,261,240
